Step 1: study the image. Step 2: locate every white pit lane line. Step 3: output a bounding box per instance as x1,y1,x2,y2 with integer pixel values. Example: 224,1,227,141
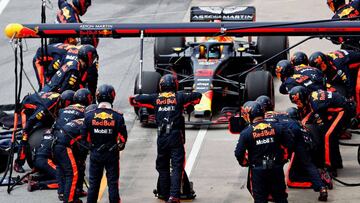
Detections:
0,0,10,15
185,126,208,177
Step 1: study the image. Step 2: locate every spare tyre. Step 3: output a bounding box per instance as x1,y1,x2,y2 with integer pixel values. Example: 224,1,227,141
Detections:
133,71,161,115
244,70,274,107
257,36,289,74
154,37,185,67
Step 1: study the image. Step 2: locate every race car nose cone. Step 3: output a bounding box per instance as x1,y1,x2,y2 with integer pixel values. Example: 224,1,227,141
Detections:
4,23,23,38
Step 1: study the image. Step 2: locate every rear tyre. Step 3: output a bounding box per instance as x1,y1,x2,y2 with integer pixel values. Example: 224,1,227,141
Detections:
133,71,161,115
27,128,47,168
244,71,274,106
154,37,185,67
257,36,289,74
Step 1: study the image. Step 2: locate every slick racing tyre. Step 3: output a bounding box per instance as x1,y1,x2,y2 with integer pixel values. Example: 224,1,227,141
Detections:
257,36,289,74
154,37,185,67
27,128,48,168
244,70,274,106
133,71,161,115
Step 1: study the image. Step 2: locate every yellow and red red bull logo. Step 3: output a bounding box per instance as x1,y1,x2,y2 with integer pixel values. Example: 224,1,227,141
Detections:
252,123,272,131
94,112,113,120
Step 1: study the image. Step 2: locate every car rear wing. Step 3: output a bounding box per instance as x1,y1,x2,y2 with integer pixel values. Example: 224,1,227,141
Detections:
5,21,360,39
190,6,256,22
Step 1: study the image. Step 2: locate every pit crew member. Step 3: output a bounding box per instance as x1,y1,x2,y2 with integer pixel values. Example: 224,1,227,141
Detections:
129,74,202,203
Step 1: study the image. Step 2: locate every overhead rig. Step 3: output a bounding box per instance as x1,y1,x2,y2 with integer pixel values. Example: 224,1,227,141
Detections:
4,20,360,39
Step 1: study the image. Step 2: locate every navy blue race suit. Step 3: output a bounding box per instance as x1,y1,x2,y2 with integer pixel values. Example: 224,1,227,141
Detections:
279,65,326,95
53,104,86,132
52,103,87,196
41,46,82,94
331,0,360,49
41,46,98,97
54,119,87,203
32,131,59,191
16,92,60,167
33,43,72,89
55,0,82,45
324,50,360,98
132,91,201,200
303,90,354,171
57,0,82,23
325,50,360,116
235,119,293,203
83,105,127,203
265,113,325,191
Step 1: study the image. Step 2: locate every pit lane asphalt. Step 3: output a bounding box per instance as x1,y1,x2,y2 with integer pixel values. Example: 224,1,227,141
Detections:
0,0,360,202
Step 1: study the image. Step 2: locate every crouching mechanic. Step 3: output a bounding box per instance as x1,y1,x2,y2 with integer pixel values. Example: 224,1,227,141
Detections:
129,74,202,203
256,96,328,201
289,86,356,176
53,118,87,203
309,50,360,123
235,101,294,203
14,92,61,173
276,60,326,95
83,84,127,203
53,88,93,200
42,45,98,94
27,131,59,192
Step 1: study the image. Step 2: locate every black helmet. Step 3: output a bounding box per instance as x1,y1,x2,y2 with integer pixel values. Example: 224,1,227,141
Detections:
96,84,116,104
241,101,264,123
80,36,99,48
159,74,178,92
72,0,91,16
74,88,93,106
85,103,97,113
276,60,294,82
60,90,75,108
288,86,309,108
78,44,98,68
327,0,345,12
255,95,274,112
309,51,329,72
291,51,309,66
286,107,300,120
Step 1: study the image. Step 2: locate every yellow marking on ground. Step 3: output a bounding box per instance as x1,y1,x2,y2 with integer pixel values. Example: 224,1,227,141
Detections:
97,173,108,201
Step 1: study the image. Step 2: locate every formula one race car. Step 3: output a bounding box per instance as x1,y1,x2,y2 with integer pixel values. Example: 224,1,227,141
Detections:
133,6,289,125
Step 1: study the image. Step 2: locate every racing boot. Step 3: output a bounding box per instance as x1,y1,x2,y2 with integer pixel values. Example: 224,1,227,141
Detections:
166,196,180,203
58,193,64,201
27,176,39,192
320,169,333,190
350,117,360,129
76,189,88,197
153,188,168,200
14,161,25,173
180,181,196,200
318,187,328,202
